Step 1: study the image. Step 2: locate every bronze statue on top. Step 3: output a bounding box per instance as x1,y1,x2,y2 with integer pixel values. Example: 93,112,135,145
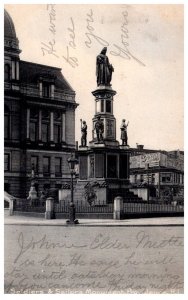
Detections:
96,47,114,86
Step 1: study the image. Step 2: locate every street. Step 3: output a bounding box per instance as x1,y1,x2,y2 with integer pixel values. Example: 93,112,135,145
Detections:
4,215,184,294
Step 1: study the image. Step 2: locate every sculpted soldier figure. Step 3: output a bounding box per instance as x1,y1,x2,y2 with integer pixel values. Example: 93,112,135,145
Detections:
96,47,114,86
95,116,104,142
120,119,129,145
80,120,87,147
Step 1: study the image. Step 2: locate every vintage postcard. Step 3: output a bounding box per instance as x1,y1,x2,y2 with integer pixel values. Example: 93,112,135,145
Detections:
3,2,184,295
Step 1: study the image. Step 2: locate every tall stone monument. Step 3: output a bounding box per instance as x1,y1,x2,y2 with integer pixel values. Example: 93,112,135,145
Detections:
91,47,118,147
77,48,131,204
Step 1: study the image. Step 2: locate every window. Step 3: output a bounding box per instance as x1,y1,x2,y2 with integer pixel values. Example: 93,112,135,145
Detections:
42,110,50,142
4,154,10,171
140,174,144,182
30,121,37,142
55,157,62,176
54,112,61,143
161,173,172,183
43,157,50,175
42,82,51,98
42,123,49,142
54,124,61,143
31,156,38,173
4,64,10,81
4,106,10,139
30,109,38,142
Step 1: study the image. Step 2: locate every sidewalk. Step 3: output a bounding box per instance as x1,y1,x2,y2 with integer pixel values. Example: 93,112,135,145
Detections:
4,211,184,226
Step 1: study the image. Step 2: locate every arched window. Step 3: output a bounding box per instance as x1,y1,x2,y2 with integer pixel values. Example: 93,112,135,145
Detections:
4,105,10,139
4,64,10,81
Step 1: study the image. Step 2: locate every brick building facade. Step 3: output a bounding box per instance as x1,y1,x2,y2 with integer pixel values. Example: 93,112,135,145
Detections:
4,10,78,198
129,146,184,203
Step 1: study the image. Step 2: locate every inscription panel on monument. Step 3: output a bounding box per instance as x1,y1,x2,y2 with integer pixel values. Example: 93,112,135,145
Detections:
120,154,129,179
107,154,117,178
106,119,115,139
89,155,94,178
79,156,88,180
95,153,104,178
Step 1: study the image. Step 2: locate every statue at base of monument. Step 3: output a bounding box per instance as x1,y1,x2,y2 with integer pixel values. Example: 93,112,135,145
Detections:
27,181,38,206
95,116,104,142
120,119,129,146
96,47,114,86
80,119,87,147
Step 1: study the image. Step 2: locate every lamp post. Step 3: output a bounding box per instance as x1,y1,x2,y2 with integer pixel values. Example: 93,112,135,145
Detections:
66,154,79,225
145,163,150,203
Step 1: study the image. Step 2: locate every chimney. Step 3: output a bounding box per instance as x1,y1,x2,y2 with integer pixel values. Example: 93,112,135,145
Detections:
136,144,144,150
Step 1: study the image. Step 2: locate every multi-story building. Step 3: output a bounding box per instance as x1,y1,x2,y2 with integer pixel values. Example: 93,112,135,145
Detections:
129,146,184,203
4,9,78,198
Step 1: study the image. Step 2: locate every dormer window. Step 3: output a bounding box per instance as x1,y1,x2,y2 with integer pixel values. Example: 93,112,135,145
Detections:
39,74,55,99
11,60,19,80
42,82,51,98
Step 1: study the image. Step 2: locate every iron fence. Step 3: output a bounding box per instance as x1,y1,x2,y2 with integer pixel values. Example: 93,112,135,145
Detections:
13,199,183,216
54,200,113,213
14,201,45,213
123,203,184,214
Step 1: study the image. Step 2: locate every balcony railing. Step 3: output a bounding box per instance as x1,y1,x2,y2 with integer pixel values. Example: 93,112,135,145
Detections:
20,84,75,102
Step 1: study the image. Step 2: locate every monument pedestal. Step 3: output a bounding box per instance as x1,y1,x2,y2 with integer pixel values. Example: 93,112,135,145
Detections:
77,144,130,204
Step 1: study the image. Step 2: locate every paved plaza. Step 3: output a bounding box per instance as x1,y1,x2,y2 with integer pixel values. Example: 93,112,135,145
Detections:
4,213,184,294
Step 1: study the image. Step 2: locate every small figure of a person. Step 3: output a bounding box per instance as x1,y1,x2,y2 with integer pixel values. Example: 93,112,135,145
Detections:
95,116,104,142
81,120,87,146
120,119,129,145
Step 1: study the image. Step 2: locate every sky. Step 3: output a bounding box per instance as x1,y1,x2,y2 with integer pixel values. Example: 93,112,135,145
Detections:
4,3,184,151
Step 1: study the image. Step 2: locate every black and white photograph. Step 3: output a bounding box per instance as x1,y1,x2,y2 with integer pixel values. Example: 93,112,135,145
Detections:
3,2,184,295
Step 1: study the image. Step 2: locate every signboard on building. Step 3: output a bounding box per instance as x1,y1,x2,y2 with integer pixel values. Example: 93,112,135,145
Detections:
130,152,161,169
130,152,184,171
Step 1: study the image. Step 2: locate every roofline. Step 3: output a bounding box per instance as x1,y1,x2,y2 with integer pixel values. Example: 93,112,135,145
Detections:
20,60,62,71
20,60,75,92
130,148,184,155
